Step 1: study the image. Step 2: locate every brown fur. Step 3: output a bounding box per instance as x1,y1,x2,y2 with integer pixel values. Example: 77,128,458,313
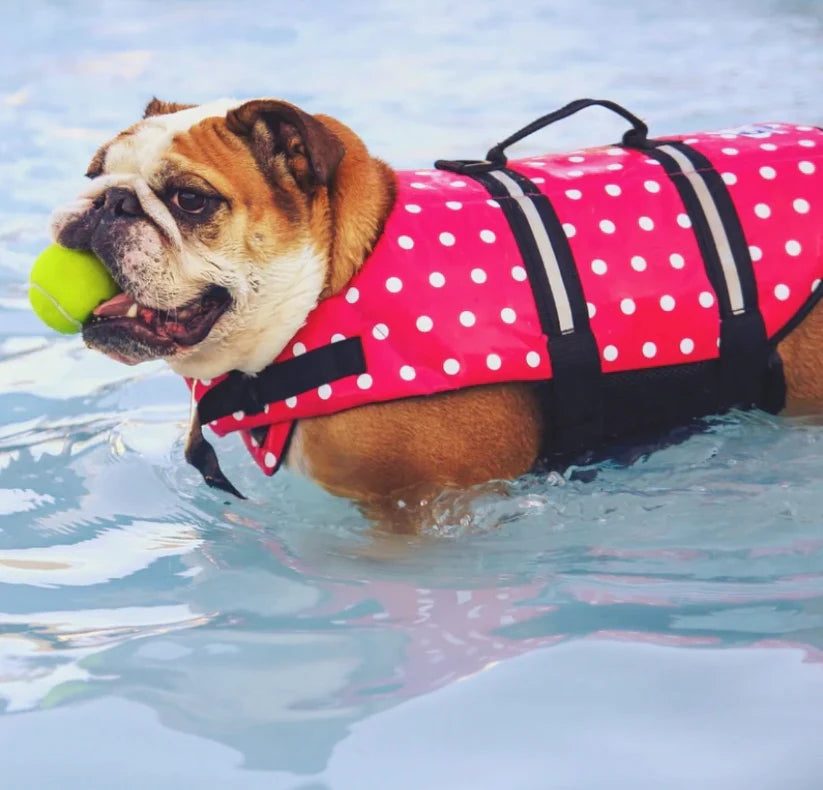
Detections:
72,99,823,524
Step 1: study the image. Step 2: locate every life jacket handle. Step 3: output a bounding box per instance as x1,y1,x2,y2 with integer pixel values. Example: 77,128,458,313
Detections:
484,98,653,168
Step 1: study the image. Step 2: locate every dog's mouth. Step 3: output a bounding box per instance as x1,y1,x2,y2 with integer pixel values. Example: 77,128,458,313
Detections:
82,285,232,364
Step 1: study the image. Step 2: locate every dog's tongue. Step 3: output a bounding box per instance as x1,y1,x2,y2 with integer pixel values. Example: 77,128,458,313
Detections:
94,293,137,318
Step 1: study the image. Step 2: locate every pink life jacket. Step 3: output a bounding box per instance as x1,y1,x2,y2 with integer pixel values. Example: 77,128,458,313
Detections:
185,100,823,494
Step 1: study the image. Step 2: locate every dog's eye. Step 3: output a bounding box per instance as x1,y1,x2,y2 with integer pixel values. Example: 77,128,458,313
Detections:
172,190,208,214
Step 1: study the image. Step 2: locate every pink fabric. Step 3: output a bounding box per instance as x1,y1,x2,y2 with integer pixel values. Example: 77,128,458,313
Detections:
186,121,823,475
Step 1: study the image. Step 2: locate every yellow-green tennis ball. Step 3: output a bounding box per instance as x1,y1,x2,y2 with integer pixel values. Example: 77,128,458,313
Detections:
28,245,121,334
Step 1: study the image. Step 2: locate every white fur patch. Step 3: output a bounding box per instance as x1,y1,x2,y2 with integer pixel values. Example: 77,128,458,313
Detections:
103,98,242,179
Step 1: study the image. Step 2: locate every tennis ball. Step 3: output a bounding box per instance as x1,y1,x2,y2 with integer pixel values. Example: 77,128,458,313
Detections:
28,245,121,334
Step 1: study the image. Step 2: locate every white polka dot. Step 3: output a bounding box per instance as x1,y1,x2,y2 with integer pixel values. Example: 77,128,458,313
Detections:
677,214,692,228
599,219,616,234
699,291,715,308
798,139,816,148
410,182,428,189
563,223,576,238
511,266,527,282
500,307,517,324
721,147,739,156
526,351,541,368
404,203,422,213
199,378,212,386
479,229,496,243
605,184,622,197
400,365,416,381
386,276,403,293
638,216,654,231
459,310,476,327
443,358,460,375
774,283,790,301
642,341,657,359
285,396,297,408
486,354,502,371
413,170,431,176
720,133,737,140
318,384,332,400
398,235,414,250
603,345,618,362
620,298,636,315
660,294,676,311
416,315,433,332
670,253,685,269
754,203,771,219
794,198,810,214
331,333,345,343
630,255,646,272
357,373,373,390
345,287,359,304
439,232,455,246
471,268,487,284
645,159,662,166
532,177,545,184
813,279,821,293
684,138,700,144
429,272,446,288
566,189,582,200
487,199,501,208
680,338,695,355
568,170,584,178
233,410,245,421
591,259,608,275
450,180,467,187
749,246,763,262
445,201,462,210
722,172,738,185
799,161,815,175
569,155,585,163
606,163,623,171
644,180,661,193
292,342,306,356
786,240,802,256
606,147,625,156
264,452,277,468
797,126,813,131
760,166,777,180
587,302,597,318
760,143,777,151
373,323,389,340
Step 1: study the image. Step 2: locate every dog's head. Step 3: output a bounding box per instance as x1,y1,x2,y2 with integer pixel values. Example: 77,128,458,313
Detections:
51,98,393,379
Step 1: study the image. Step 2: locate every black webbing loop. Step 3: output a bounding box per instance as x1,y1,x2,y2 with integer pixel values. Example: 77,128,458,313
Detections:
485,98,652,167
197,337,367,425
436,98,652,175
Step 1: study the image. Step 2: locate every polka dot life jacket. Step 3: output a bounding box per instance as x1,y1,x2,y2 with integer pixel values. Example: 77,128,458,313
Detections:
185,100,823,494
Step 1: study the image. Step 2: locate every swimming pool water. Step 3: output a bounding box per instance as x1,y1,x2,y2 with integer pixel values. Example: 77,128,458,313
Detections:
2,1,823,787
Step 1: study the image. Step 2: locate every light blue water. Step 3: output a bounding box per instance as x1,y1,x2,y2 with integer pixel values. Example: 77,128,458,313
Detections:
2,1,823,787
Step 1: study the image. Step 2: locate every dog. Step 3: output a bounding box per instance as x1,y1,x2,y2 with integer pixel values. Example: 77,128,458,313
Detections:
49,97,823,522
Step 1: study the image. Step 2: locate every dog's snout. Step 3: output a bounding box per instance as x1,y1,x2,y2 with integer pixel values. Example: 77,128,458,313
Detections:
103,187,142,218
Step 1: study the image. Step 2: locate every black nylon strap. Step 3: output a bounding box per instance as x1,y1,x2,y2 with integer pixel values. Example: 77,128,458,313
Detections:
197,337,367,424
453,166,604,453
643,141,774,410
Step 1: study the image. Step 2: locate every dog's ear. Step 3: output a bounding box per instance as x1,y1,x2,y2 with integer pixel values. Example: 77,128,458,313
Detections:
143,98,196,118
225,99,346,193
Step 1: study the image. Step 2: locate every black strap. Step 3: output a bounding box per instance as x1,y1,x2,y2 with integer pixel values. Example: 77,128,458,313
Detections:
440,163,603,453
436,99,652,175
643,140,772,409
197,337,367,424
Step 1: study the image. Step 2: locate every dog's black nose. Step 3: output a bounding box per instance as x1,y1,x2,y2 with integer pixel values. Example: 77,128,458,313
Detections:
103,187,142,217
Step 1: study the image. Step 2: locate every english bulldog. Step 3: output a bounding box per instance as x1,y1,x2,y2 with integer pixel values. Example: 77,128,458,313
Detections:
49,97,823,523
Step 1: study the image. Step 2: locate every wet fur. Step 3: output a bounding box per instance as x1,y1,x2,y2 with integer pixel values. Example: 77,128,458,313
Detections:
50,98,823,520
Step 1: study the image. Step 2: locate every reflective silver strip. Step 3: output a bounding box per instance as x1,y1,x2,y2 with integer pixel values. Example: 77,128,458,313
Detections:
657,144,745,315
487,170,575,333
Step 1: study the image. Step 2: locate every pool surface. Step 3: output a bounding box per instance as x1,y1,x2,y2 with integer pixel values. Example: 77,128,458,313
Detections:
2,1,823,787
